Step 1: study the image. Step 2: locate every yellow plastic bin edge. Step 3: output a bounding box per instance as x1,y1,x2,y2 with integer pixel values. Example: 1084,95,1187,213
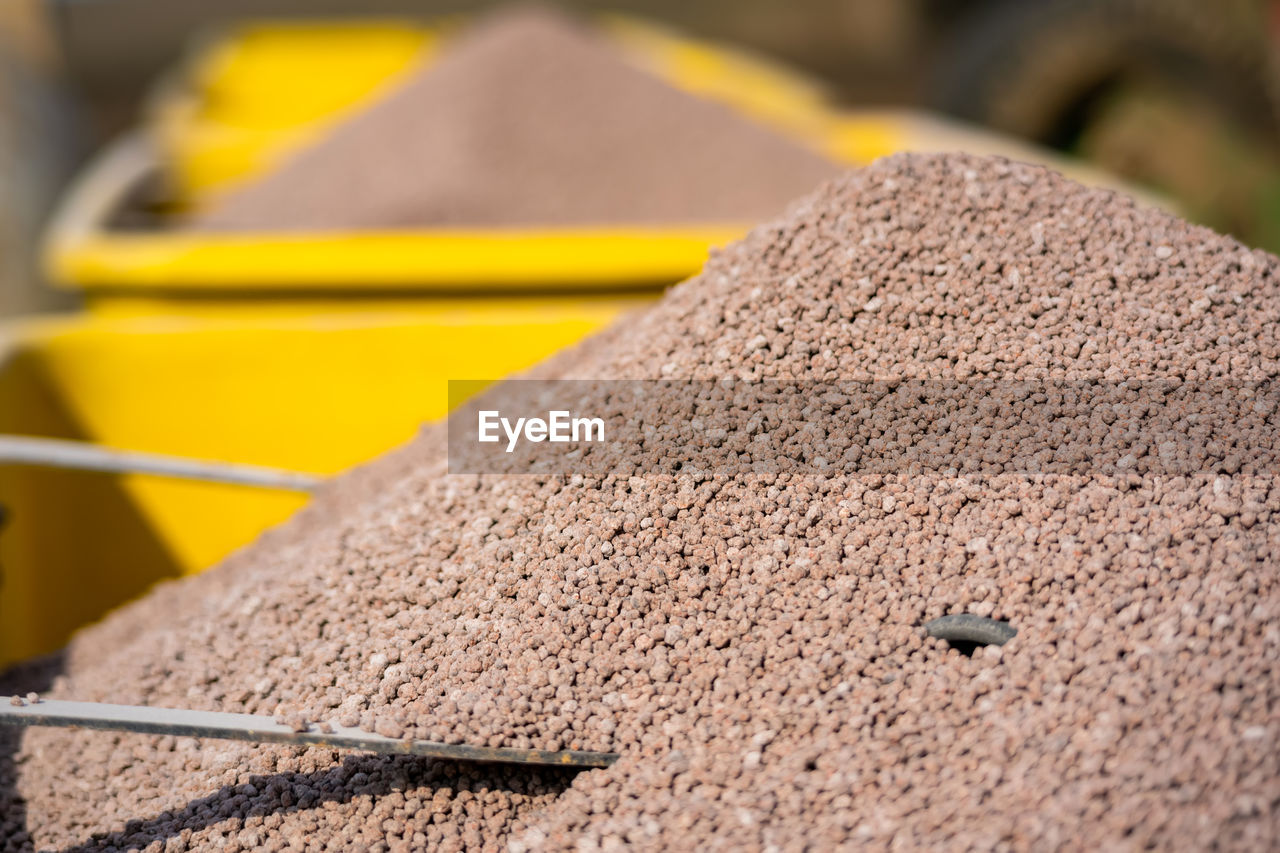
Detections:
51,228,752,292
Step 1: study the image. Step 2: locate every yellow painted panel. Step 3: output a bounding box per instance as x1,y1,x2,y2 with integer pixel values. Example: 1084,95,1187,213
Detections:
0,328,182,666
49,228,743,291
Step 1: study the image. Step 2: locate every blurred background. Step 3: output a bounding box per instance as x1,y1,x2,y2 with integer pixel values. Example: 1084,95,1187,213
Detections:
0,0,1277,665
6,0,1277,308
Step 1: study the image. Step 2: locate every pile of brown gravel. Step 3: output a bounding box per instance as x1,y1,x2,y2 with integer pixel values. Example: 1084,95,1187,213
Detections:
195,8,840,232
7,152,1280,851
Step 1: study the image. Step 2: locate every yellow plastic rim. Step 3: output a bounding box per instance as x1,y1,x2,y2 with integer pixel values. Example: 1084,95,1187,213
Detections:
52,227,748,291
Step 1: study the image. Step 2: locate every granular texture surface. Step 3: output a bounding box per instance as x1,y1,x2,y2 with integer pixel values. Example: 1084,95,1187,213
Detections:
8,153,1280,851
196,8,840,232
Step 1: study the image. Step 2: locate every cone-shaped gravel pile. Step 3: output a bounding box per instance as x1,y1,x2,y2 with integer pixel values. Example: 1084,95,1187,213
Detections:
196,8,840,231
7,153,1280,851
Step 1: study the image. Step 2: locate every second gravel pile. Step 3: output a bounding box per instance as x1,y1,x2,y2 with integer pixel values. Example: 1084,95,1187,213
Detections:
195,8,840,232
10,153,1280,851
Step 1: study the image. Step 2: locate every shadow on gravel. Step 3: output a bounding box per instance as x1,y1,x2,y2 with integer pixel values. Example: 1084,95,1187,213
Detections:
56,752,583,852
1,651,66,852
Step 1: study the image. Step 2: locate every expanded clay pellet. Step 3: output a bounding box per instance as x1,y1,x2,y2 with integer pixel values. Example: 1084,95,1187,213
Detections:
195,7,840,232
5,152,1280,851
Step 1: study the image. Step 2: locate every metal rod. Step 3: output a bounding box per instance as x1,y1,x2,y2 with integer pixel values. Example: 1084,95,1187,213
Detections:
0,435,322,492
0,697,618,768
